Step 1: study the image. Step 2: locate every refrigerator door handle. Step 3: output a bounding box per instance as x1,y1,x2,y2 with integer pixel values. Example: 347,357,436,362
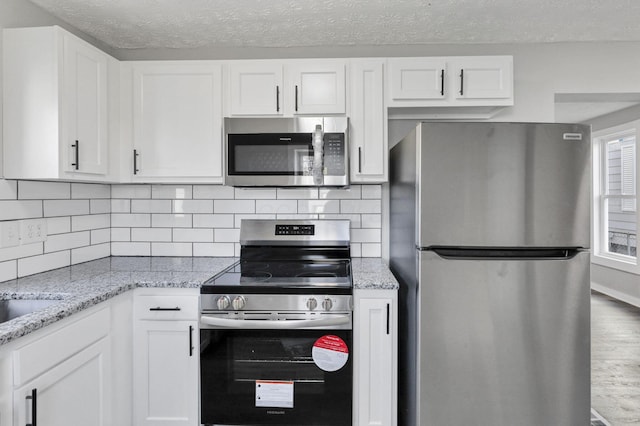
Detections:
428,247,583,260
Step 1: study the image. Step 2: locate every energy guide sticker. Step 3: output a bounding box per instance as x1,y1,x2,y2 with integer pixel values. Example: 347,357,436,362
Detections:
312,335,349,372
255,380,294,408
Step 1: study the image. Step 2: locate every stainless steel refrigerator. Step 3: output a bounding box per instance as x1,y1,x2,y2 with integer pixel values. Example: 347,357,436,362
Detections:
389,122,591,426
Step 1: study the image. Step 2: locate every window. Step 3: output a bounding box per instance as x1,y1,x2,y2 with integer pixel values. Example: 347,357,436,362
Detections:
593,121,639,272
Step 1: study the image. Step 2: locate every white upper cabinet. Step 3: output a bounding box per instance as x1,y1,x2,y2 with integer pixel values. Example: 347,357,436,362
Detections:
386,56,513,117
126,61,223,182
3,26,115,181
349,59,387,183
226,59,346,116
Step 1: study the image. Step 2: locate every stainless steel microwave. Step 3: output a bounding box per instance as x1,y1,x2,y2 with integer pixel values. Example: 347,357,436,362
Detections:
224,117,349,187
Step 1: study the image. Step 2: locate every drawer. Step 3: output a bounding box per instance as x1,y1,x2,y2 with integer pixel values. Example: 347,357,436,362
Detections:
134,295,198,321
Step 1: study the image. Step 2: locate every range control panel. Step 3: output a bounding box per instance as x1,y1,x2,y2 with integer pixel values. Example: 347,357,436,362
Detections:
275,224,315,236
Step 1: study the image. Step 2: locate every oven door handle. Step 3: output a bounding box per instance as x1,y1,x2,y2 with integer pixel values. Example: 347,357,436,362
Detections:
199,314,351,329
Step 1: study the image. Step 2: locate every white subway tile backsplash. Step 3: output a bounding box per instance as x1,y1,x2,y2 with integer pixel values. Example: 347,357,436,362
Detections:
234,214,276,228
235,188,277,199
194,243,234,257
361,185,382,199
46,217,71,235
112,213,151,228
256,200,297,214
152,242,192,257
72,183,110,199
19,181,70,199
0,243,43,263
152,185,193,199
91,228,111,245
0,180,18,200
44,231,91,253
0,260,17,282
173,228,213,243
361,214,382,229
340,199,381,214
361,243,382,257
214,228,241,243
112,242,151,256
90,199,111,214
193,214,234,228
111,185,151,199
131,199,172,214
132,228,172,242
72,214,110,232
350,243,362,257
72,243,110,264
111,228,131,242
194,185,234,199
214,200,255,214
44,200,90,217
298,200,340,214
18,251,70,277
276,188,318,199
275,214,317,220
351,228,381,243
173,200,214,214
319,214,362,228
111,199,131,213
0,200,42,220
152,214,193,228
319,186,361,199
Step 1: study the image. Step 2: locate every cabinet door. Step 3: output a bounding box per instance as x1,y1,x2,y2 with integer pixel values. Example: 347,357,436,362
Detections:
132,62,223,179
288,61,346,114
134,320,199,426
229,62,283,115
354,290,397,426
63,33,109,175
14,338,111,426
350,60,387,183
387,58,447,103
450,56,513,100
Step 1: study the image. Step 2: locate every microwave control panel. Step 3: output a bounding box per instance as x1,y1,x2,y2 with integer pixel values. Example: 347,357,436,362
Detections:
324,133,345,176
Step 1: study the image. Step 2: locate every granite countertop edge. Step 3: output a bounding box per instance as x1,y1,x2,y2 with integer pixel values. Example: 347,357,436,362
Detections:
0,256,399,346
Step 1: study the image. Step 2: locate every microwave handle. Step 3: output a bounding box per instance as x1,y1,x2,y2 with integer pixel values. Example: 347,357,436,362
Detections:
312,124,324,185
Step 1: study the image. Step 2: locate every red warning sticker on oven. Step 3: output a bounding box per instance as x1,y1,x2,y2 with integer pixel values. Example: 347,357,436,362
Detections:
312,335,349,372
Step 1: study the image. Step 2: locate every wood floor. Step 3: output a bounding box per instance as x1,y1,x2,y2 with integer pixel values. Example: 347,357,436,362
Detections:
591,290,640,425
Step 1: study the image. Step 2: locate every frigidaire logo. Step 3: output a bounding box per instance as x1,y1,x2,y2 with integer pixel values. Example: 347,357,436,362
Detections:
267,410,285,415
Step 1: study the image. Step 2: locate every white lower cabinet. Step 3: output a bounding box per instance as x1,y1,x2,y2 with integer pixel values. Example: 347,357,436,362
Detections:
354,289,398,426
133,288,199,426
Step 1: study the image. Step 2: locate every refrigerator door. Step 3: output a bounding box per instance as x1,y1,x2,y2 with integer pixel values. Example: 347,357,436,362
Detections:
417,250,590,426
415,122,591,248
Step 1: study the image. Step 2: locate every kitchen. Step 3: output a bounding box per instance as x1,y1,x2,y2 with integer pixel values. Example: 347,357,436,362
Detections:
0,0,639,425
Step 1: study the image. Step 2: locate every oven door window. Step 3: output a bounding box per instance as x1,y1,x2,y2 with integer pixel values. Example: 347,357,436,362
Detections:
228,133,313,176
200,329,352,426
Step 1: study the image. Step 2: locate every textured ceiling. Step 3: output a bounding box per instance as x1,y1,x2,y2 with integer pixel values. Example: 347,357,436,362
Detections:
26,0,640,49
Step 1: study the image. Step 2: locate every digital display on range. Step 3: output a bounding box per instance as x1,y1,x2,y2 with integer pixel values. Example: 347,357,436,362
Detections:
275,224,315,236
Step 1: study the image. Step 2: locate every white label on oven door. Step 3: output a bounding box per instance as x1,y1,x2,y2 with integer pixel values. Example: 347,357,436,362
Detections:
255,380,294,408
312,335,349,372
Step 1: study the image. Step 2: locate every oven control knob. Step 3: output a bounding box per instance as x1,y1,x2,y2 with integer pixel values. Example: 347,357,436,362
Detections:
232,296,246,310
322,298,333,311
306,298,318,311
216,296,230,310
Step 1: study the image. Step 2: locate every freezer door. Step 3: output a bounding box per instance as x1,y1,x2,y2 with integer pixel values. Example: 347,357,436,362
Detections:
417,250,590,426
416,122,591,248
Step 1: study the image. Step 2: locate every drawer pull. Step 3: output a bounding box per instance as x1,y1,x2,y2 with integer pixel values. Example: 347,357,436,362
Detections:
26,388,37,426
149,307,181,312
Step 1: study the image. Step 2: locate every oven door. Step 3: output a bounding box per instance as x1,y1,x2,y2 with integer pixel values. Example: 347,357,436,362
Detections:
200,328,352,426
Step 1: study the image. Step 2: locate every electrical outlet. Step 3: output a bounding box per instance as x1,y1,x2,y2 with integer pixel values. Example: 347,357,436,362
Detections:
0,221,21,248
20,219,47,245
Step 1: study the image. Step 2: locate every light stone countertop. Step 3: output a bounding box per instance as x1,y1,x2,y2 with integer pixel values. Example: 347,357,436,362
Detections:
0,256,398,346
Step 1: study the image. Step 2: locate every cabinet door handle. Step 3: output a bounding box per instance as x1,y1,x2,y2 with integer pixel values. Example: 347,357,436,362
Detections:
71,140,79,170
295,85,299,112
133,149,140,175
386,303,390,335
358,147,362,173
276,85,280,112
440,69,445,96
189,325,194,357
149,307,181,311
459,69,464,96
26,388,37,426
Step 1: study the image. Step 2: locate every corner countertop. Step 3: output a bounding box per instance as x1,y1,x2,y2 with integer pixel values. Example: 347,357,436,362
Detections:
0,256,398,346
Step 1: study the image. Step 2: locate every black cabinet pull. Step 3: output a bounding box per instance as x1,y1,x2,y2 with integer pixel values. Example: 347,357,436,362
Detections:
133,149,139,175
276,85,280,112
386,303,390,335
358,147,362,173
189,325,194,357
440,69,445,96
26,388,37,426
459,69,464,96
71,140,79,170
295,85,299,111
149,307,181,311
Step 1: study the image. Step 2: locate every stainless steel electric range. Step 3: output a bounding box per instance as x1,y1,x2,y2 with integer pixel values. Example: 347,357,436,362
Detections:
199,219,353,426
